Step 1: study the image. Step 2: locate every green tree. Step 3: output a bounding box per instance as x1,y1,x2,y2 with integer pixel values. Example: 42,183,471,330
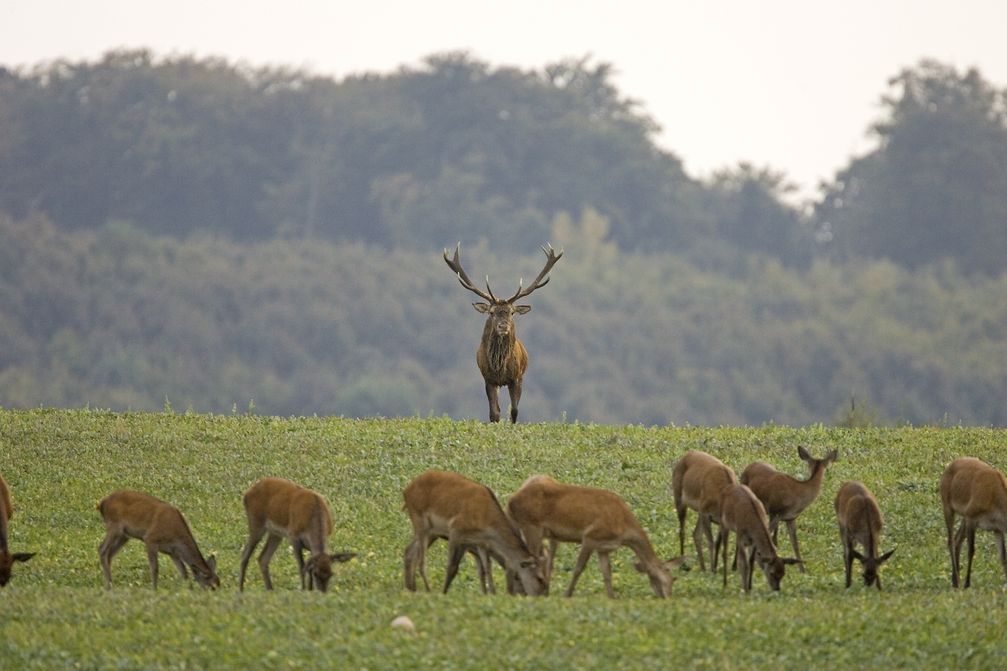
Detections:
816,60,1007,274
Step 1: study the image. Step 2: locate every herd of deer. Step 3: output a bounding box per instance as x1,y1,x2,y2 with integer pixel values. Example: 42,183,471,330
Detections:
2,474,356,591
1,449,1006,595
401,450,1007,598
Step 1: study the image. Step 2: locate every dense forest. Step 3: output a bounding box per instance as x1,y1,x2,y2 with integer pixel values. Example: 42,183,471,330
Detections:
1,51,1006,424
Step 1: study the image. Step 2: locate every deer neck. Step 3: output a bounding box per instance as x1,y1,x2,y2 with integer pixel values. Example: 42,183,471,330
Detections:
792,464,827,509
626,531,661,572
747,498,779,560
483,322,516,373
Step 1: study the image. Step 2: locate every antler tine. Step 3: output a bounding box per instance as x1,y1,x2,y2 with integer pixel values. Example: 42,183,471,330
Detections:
506,242,564,303
484,275,499,303
443,242,494,302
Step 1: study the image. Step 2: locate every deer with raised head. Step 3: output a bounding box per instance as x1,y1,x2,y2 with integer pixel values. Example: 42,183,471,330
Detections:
507,474,684,598
739,446,837,572
671,450,738,573
97,490,219,589
939,457,1007,588
443,242,563,423
834,481,894,589
402,470,546,595
238,477,355,593
718,483,801,592
0,474,36,587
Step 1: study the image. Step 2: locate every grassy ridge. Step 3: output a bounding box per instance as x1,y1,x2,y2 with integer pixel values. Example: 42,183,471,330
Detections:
1,409,1005,669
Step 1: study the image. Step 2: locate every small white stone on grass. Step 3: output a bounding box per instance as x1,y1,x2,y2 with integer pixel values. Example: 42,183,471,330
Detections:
391,615,416,633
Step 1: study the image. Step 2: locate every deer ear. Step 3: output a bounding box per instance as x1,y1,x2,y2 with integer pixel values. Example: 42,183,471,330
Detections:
206,554,217,571
797,446,811,461
473,302,491,313
851,550,865,562
330,552,356,563
665,556,686,570
12,552,35,562
879,549,895,563
782,558,803,566
513,304,532,315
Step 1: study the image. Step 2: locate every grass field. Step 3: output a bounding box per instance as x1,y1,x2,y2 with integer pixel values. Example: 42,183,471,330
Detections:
1,409,1005,669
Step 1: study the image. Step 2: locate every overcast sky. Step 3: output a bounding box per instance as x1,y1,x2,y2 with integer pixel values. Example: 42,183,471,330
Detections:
4,1,1006,201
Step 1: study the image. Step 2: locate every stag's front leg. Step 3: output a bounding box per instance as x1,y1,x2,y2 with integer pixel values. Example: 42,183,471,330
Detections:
508,379,522,424
485,382,502,423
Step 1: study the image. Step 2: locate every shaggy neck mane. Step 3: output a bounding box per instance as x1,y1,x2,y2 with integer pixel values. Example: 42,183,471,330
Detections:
483,327,515,374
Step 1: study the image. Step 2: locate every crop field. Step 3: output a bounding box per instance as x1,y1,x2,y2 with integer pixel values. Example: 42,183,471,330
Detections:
1,409,1005,669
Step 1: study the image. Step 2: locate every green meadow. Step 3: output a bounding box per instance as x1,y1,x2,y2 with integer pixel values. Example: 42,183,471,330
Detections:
1,409,1005,669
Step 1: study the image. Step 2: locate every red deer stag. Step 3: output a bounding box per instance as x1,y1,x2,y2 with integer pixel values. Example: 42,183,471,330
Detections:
238,478,356,593
443,242,563,423
97,490,220,590
0,474,36,586
834,481,894,589
940,457,1007,588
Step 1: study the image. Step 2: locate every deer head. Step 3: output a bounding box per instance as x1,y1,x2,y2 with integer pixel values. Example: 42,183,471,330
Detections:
443,242,563,338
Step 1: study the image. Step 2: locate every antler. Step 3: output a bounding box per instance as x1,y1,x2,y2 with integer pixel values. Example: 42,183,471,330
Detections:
505,243,564,303
443,243,495,302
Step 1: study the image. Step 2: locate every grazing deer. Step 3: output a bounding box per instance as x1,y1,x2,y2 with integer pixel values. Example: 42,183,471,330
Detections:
739,446,837,572
939,457,1007,588
718,483,801,592
402,470,546,595
97,490,219,590
0,474,36,587
507,475,684,598
238,477,355,593
443,242,563,423
834,481,894,589
671,450,738,573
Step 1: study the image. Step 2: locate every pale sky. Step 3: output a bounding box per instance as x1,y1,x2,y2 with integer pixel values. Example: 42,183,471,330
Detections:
4,1,1006,201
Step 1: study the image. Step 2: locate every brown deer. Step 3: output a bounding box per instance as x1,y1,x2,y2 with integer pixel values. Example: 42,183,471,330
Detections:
940,457,1007,588
507,475,684,598
0,474,35,587
443,242,563,423
739,446,837,572
97,490,219,589
402,470,546,595
238,477,355,593
671,450,738,573
834,481,894,589
718,483,801,592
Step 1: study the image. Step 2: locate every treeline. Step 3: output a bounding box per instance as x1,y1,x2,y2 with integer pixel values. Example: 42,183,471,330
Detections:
2,52,1006,272
2,215,1004,425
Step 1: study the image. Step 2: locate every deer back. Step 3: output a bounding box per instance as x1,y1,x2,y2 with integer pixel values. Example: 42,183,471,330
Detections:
941,458,1007,528
835,481,883,551
719,484,775,555
99,490,217,584
244,477,333,546
673,450,738,517
509,475,641,546
404,471,526,548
